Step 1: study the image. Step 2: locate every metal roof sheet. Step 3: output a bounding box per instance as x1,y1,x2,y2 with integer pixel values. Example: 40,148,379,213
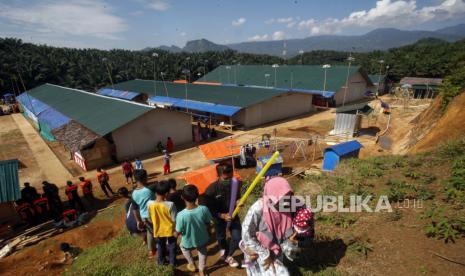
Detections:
325,140,363,156
0,159,21,203
97,88,141,100
148,96,242,116
25,84,153,136
198,65,368,92
111,80,286,108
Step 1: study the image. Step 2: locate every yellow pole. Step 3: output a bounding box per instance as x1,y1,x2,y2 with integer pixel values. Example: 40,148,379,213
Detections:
231,151,280,219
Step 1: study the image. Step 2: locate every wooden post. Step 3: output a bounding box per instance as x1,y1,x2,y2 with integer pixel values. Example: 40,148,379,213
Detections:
229,116,233,131
230,136,235,172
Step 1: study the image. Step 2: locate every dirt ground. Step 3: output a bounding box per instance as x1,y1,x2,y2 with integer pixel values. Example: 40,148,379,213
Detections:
411,92,465,153
3,97,458,276
0,114,73,189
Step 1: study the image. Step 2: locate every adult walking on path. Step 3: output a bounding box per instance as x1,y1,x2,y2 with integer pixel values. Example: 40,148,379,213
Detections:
204,163,242,268
96,168,116,198
241,177,299,276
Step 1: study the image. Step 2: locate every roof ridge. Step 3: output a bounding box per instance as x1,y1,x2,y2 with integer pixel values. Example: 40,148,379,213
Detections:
45,83,153,109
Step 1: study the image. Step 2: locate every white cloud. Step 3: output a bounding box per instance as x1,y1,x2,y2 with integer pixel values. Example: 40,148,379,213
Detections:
286,21,297,28
0,0,127,40
277,17,294,23
232,17,246,27
179,32,187,37
297,0,465,35
272,31,286,40
147,0,170,11
248,34,269,41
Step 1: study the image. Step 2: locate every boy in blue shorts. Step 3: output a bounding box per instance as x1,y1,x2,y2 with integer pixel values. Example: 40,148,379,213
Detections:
176,185,214,276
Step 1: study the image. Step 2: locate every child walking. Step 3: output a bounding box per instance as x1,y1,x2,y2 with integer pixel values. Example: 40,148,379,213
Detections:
147,181,177,265
176,185,214,276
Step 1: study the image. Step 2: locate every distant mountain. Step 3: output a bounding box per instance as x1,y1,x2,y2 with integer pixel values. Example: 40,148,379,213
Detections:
149,24,465,56
435,23,465,37
227,27,464,56
157,45,182,53
183,39,229,53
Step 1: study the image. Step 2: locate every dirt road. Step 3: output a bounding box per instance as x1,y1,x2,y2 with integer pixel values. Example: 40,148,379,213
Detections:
11,114,72,185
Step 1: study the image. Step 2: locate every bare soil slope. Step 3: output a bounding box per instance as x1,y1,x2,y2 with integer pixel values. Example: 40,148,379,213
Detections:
411,92,465,153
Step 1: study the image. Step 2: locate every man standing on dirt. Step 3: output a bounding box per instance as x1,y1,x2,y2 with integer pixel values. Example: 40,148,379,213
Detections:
122,160,135,185
204,164,242,268
79,177,95,208
131,169,157,258
65,181,86,212
96,168,115,198
42,181,63,221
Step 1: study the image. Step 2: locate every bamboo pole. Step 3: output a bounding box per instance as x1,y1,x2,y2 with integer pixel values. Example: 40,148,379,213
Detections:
231,151,280,219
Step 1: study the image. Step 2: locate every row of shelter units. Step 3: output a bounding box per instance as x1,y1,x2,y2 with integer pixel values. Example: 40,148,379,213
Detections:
195,65,374,107
97,65,373,130
17,84,193,171
109,80,318,129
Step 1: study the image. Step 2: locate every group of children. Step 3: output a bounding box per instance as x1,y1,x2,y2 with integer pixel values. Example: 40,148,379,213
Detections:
120,159,316,276
124,170,212,276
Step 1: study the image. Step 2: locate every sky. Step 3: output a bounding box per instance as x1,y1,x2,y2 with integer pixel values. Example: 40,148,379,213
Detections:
0,0,464,50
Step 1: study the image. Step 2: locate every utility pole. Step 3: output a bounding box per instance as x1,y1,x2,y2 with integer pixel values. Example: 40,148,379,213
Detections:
153,52,159,96
322,64,331,91
272,64,279,87
343,55,355,106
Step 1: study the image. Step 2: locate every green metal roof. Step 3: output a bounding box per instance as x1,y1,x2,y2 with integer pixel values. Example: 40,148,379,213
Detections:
26,84,153,136
368,74,385,84
198,65,369,92
111,80,287,108
0,159,20,203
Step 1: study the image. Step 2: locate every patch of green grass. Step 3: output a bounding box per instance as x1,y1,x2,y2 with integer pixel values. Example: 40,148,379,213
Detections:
347,236,373,258
436,138,465,159
317,214,357,229
301,267,341,276
387,179,415,201
66,231,173,275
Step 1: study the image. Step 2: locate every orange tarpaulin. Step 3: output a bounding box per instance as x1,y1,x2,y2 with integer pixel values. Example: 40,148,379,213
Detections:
192,81,222,86
199,139,240,161
173,79,188,83
179,164,241,194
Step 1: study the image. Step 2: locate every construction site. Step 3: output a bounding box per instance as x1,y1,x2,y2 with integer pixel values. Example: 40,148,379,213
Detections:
1,56,464,275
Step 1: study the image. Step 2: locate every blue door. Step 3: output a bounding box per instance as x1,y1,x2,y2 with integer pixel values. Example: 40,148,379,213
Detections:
323,151,339,171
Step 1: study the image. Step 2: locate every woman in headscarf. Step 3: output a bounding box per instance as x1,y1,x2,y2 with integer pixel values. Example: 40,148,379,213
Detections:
241,177,299,276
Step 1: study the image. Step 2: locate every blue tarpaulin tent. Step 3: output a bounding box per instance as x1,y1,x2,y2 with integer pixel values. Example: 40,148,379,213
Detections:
323,140,363,171
97,88,141,101
148,95,242,116
16,93,71,141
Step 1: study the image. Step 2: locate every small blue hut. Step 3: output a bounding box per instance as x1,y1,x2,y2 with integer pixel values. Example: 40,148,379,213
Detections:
322,140,363,171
